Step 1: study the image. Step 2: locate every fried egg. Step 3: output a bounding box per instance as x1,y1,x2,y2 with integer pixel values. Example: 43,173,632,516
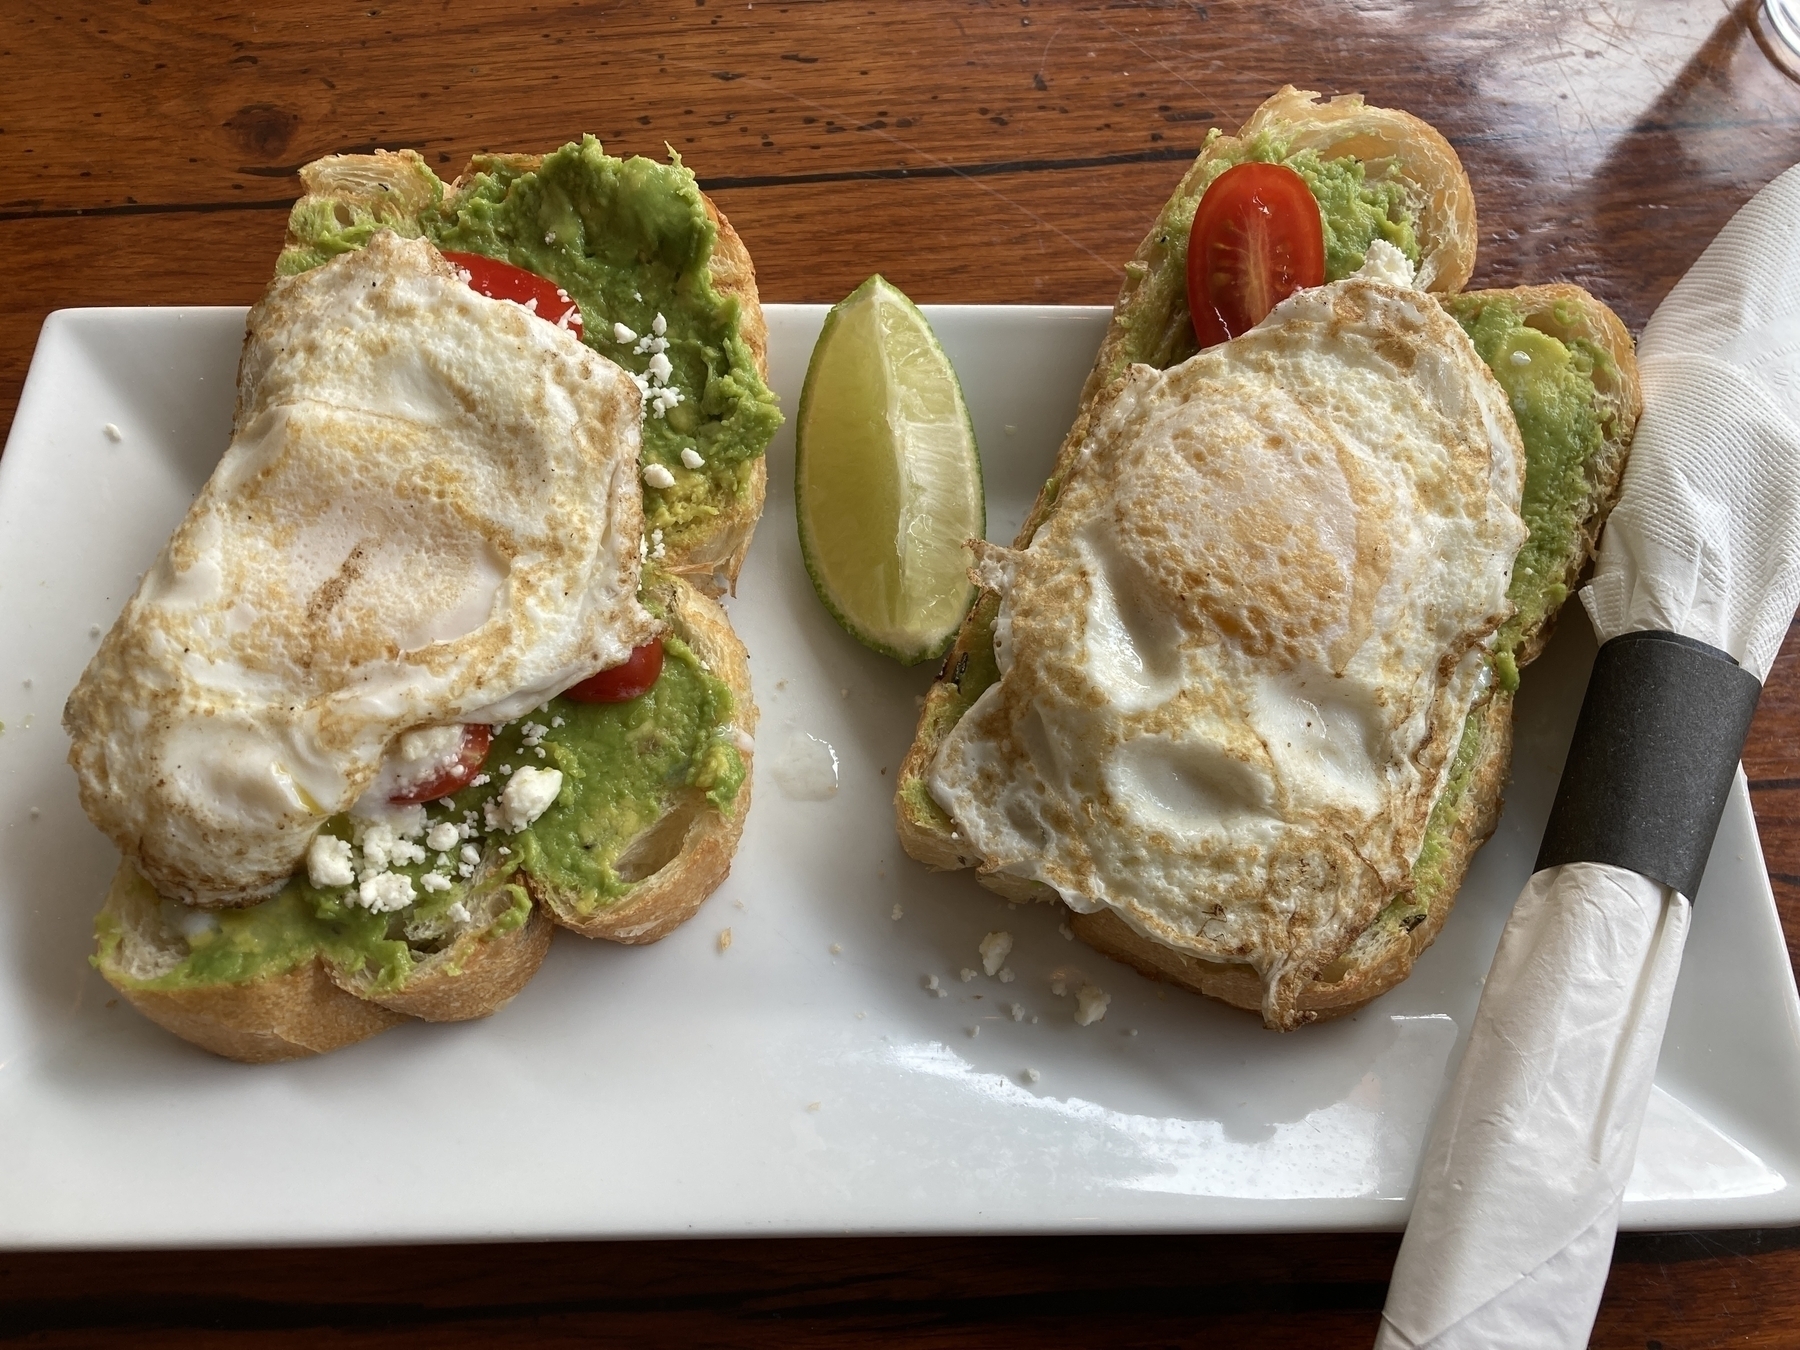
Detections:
65,232,657,907
928,273,1527,1029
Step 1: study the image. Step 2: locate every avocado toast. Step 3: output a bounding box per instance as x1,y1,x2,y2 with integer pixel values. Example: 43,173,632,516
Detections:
281,137,782,591
79,145,773,1062
95,570,755,1063
896,90,1641,1027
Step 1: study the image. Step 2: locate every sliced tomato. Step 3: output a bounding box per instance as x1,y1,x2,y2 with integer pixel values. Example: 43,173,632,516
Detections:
389,724,493,805
565,640,665,704
440,249,583,338
1185,162,1325,350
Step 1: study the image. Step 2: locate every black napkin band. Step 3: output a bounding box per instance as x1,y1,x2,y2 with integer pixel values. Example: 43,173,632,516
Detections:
1535,630,1762,900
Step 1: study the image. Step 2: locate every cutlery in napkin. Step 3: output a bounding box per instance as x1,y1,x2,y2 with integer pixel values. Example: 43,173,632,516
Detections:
1376,160,1800,1349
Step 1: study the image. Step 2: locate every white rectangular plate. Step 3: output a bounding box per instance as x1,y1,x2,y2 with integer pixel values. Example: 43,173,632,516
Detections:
3,304,1799,1247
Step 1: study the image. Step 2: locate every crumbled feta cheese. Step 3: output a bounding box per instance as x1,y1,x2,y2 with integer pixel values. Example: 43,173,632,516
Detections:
173,905,221,941
551,716,565,728
1050,976,1067,996
470,773,491,787
1354,238,1417,288
613,322,637,343
426,821,461,853
643,464,676,490
457,863,474,879
830,943,843,955
355,871,415,913
719,927,733,951
979,931,1013,976
544,230,556,245
460,843,481,866
999,968,1016,984
419,871,453,893
651,312,667,336
924,974,942,995
1009,1002,1025,1022
487,765,563,832
1059,922,1074,940
1074,984,1111,1026
306,834,356,889
960,968,976,983
646,351,673,384
891,904,904,920
445,901,470,924
1510,349,1532,366
967,1025,979,1038
650,528,665,560
1023,1068,1041,1084
359,824,400,869
680,447,706,470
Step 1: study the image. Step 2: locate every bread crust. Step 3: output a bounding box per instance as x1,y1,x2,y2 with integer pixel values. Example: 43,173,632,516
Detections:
95,862,407,1064
330,891,555,1023
282,147,772,594
1447,285,1643,667
895,92,1638,1028
1078,86,1477,415
531,575,758,942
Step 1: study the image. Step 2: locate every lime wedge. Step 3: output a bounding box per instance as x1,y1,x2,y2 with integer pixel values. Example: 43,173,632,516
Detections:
796,275,984,665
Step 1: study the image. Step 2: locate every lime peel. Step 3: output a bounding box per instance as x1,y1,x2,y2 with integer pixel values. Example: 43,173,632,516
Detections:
796,275,984,664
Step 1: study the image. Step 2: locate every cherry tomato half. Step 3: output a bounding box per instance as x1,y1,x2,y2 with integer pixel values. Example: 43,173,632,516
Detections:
1185,162,1325,350
389,723,494,805
565,639,665,704
440,250,583,339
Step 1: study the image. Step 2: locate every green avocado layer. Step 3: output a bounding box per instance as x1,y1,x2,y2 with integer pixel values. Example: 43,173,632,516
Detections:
1444,294,1614,688
1110,131,1425,378
280,137,782,552
916,290,1612,943
98,629,744,993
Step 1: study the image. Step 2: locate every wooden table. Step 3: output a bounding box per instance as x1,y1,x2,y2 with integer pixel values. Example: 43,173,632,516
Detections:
4,1,1800,1343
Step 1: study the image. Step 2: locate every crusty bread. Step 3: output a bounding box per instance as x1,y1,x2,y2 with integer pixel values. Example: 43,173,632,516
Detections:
280,147,771,595
896,94,1639,1027
1443,284,1642,669
95,572,755,1062
530,575,757,942
1079,85,1477,414
331,883,554,1023
96,863,408,1064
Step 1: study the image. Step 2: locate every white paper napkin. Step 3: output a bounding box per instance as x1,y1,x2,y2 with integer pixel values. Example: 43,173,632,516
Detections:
1377,160,1800,1349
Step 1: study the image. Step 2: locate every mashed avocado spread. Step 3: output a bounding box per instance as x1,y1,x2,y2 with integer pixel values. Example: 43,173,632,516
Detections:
280,137,782,552
1111,132,1425,376
1444,294,1614,686
97,622,745,992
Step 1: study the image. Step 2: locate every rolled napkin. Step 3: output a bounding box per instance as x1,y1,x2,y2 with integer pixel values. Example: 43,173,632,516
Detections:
1377,161,1800,1349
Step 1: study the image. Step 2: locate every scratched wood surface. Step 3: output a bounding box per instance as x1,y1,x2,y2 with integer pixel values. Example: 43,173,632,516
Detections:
5,0,1800,1344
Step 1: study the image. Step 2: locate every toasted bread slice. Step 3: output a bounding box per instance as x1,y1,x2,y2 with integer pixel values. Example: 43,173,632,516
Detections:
896,96,1638,1025
530,575,757,942
328,880,554,1022
96,863,409,1064
279,145,773,595
1079,86,1476,414
94,572,756,1062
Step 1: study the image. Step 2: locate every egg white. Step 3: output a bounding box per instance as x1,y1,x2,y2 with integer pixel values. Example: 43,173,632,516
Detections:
928,276,1527,1028
65,233,656,907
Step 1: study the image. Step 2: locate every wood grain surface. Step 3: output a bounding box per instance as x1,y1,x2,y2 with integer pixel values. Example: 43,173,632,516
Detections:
5,0,1800,1344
